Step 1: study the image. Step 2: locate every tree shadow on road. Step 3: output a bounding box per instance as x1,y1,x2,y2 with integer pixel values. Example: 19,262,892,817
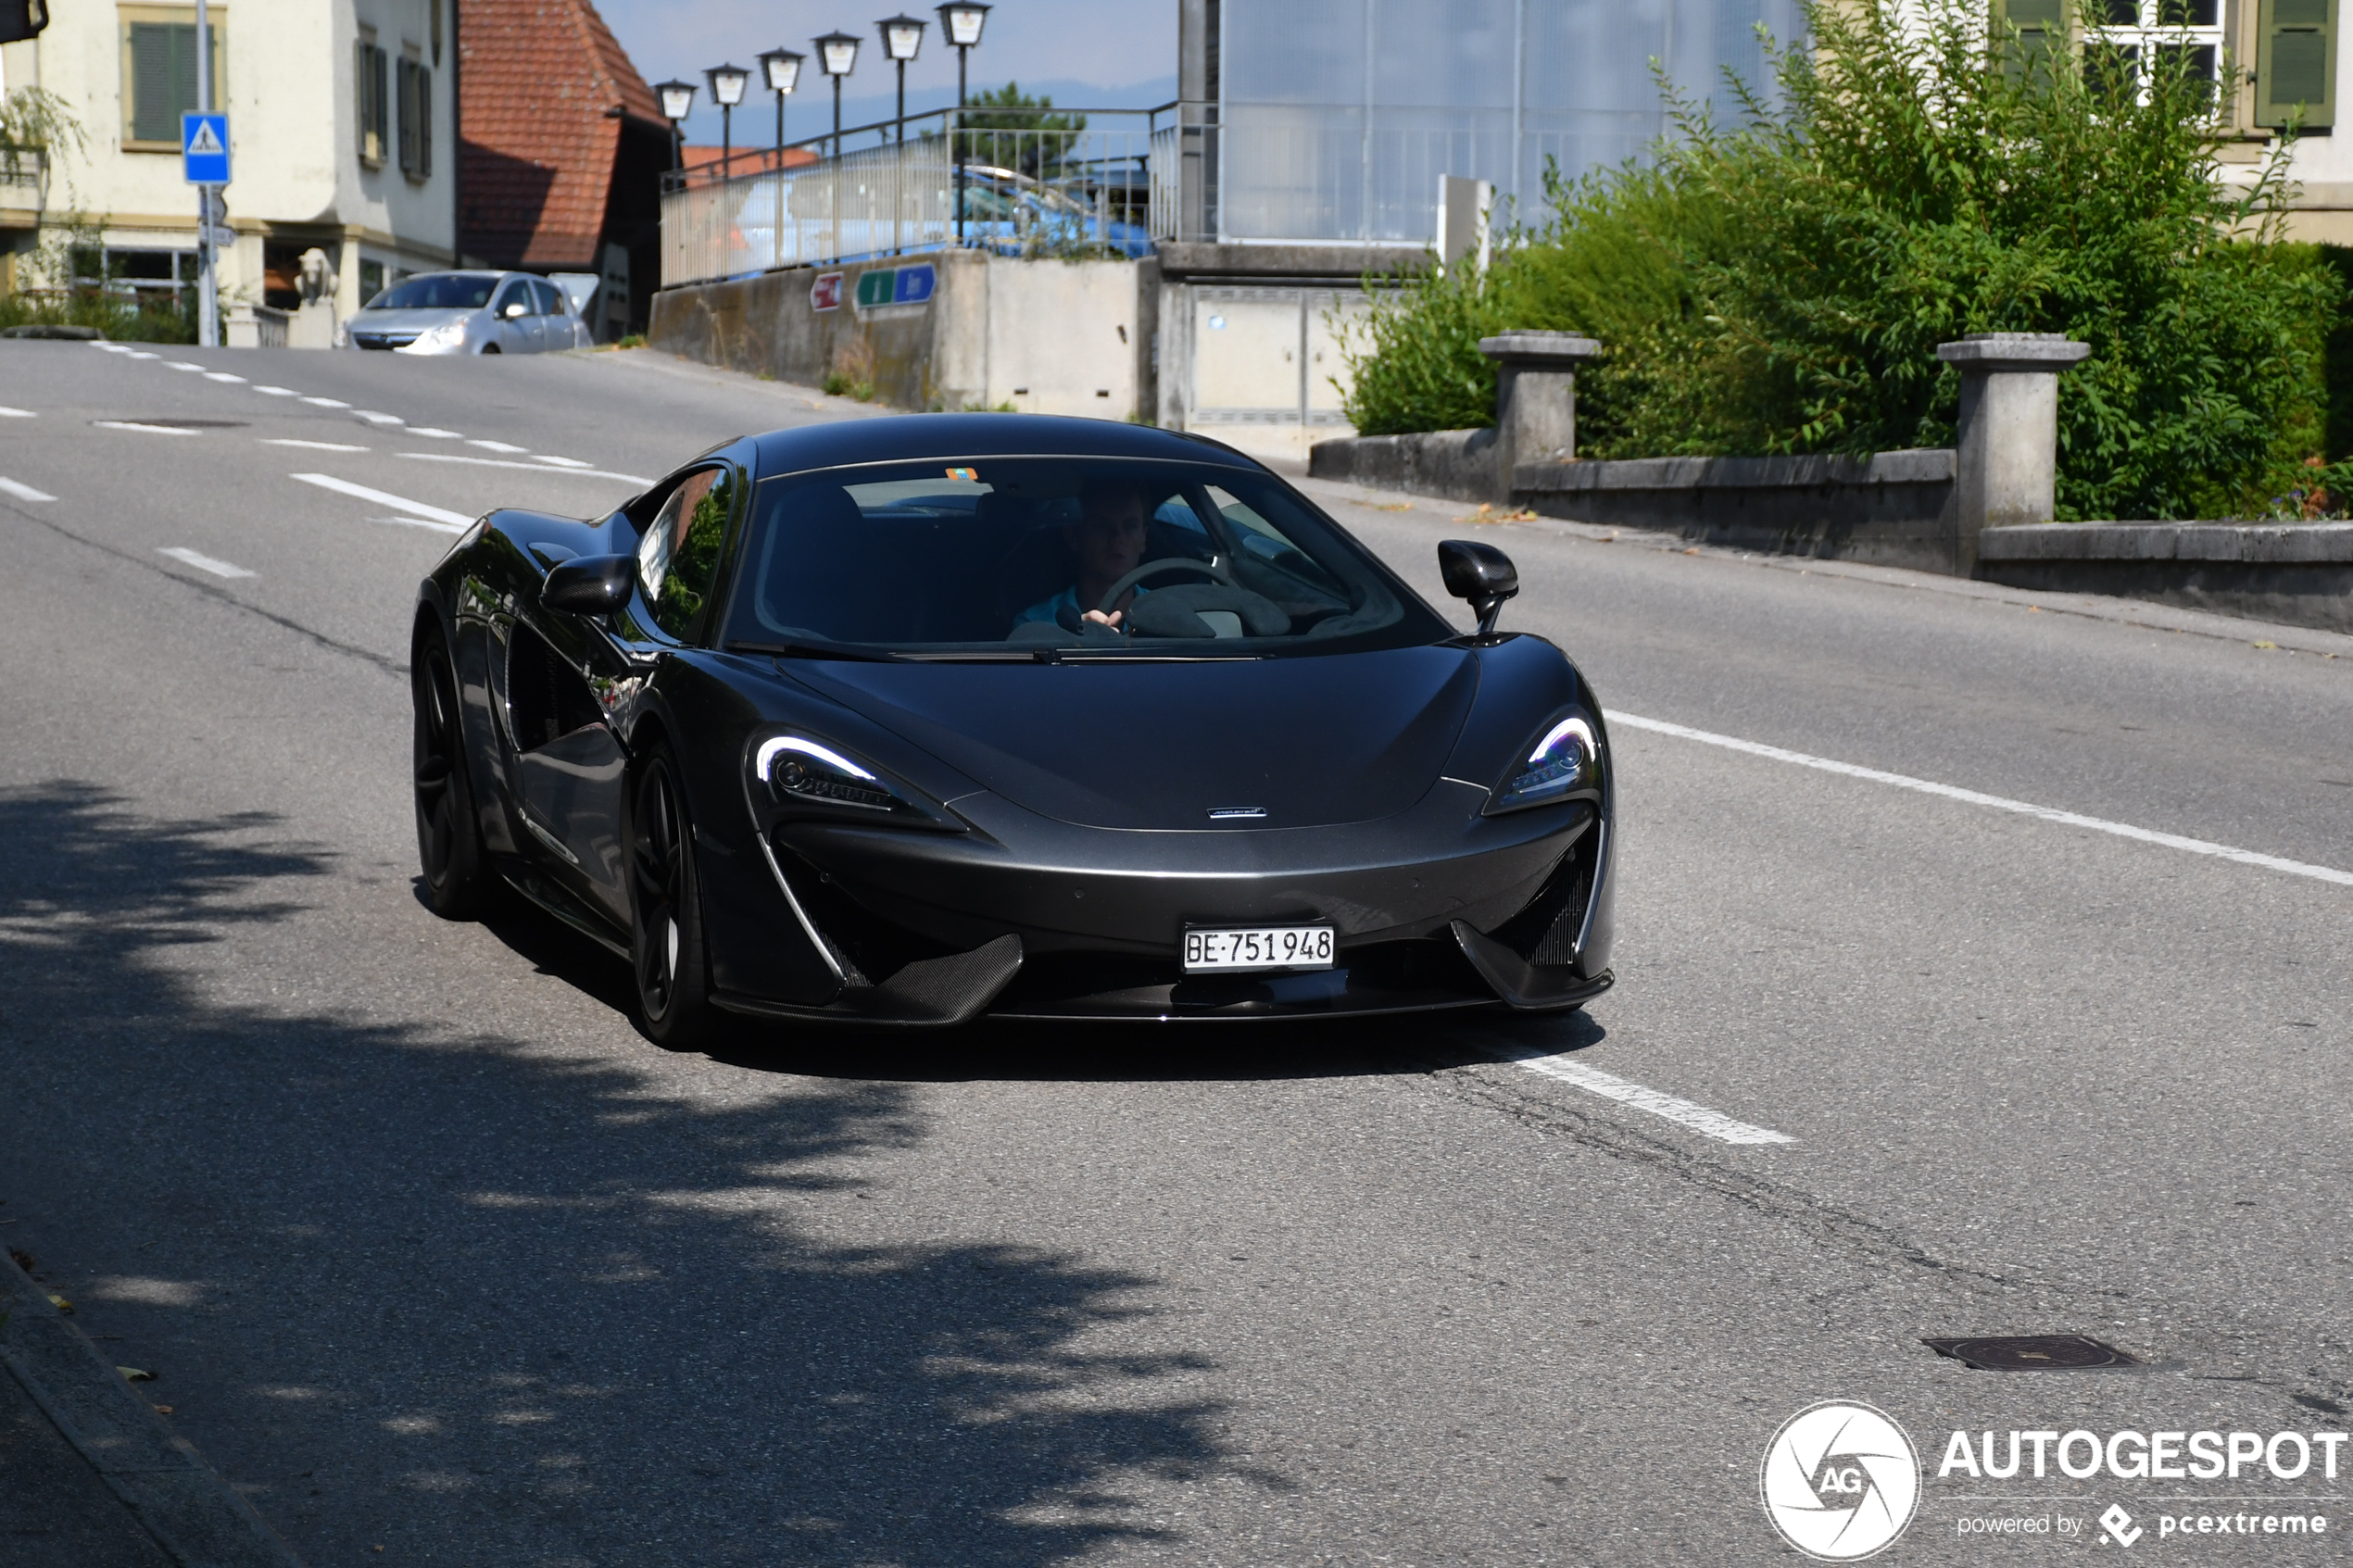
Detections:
0,783,1262,1566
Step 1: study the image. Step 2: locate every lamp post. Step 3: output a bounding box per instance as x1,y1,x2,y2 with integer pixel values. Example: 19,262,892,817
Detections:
759,47,804,167
936,3,988,245
655,79,696,171
876,15,926,144
706,63,749,177
815,31,860,158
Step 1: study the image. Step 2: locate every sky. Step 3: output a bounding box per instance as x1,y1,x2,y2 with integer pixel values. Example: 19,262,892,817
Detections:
593,0,1177,150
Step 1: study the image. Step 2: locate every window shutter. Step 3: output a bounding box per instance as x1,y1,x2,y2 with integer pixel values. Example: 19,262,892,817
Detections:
131,22,173,142
417,68,433,177
2259,0,2337,128
1993,0,2065,82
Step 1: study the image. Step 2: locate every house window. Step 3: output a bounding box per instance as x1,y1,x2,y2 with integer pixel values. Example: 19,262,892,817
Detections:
359,258,385,305
2084,0,2227,102
396,55,433,179
120,8,226,149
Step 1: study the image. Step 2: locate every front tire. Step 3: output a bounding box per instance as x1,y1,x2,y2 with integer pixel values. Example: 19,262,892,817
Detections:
628,748,717,1048
413,625,494,918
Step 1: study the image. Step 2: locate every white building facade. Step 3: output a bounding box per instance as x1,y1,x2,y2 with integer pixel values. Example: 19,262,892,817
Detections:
1,0,456,321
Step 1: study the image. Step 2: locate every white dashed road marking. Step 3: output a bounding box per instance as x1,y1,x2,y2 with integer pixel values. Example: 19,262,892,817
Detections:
163,361,203,371
1612,712,2353,889
371,514,468,535
289,472,473,527
261,439,370,452
534,455,592,468
353,410,405,425
204,371,246,383
409,427,465,438
300,396,351,408
399,452,653,484
467,439,527,453
124,351,159,360
0,477,58,502
1491,1047,1796,1146
157,547,255,579
94,420,200,435
253,386,299,396
0,406,34,417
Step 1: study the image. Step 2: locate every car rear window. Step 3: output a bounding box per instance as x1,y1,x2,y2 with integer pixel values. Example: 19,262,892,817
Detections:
722,457,1447,658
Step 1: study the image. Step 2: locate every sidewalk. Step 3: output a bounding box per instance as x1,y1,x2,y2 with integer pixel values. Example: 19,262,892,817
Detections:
0,1356,174,1567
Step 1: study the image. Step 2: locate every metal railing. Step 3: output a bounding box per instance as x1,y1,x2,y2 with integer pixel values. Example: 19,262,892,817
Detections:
660,104,1176,288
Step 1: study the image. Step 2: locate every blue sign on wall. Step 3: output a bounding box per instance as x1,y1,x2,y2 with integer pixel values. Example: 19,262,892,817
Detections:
182,113,230,184
893,264,936,306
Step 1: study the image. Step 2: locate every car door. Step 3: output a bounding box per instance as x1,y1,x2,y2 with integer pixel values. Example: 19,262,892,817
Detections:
529,279,569,352
488,278,537,352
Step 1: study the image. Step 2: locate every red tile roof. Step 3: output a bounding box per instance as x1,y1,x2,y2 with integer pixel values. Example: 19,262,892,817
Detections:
679,144,822,177
459,0,665,271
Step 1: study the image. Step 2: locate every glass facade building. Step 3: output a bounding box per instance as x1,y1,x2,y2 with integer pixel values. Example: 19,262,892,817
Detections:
1202,0,1806,242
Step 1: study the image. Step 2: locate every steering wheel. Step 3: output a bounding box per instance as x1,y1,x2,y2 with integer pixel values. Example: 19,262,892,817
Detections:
1096,556,1235,616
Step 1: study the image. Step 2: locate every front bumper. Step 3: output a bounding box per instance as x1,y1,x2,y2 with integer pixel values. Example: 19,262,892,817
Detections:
707,780,1614,1023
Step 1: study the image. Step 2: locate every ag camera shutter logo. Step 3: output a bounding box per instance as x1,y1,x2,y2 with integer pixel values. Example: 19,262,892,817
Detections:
1761,1401,1921,1560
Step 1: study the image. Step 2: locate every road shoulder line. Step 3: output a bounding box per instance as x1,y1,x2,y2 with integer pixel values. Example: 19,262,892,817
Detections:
1,1249,305,1568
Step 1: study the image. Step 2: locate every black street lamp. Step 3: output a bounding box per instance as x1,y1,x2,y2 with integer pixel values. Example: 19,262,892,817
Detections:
706,63,750,177
655,79,697,169
876,15,926,143
815,31,860,157
936,3,989,244
759,47,804,166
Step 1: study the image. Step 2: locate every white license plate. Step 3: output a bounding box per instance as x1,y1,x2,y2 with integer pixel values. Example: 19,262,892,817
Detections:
1182,924,1335,972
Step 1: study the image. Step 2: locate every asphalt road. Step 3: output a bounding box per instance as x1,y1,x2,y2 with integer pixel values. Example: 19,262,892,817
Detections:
3,340,2349,1566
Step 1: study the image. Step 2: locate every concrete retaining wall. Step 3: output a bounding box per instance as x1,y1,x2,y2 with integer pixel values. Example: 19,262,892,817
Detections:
1980,521,2353,633
648,253,1150,417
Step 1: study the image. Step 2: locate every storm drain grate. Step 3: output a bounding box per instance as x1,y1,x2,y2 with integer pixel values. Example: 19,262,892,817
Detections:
1923,1335,2142,1372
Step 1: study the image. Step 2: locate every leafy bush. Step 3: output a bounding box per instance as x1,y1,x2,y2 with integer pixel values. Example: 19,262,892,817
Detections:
1339,0,2341,521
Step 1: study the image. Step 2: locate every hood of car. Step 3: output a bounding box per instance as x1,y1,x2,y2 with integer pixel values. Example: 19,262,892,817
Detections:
785,646,1479,831
353,307,474,332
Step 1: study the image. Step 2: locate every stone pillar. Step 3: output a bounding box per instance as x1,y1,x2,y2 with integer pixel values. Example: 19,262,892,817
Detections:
1478,332,1602,505
1936,332,2090,573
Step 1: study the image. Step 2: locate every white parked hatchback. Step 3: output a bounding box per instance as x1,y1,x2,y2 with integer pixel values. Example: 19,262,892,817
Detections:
337,270,594,355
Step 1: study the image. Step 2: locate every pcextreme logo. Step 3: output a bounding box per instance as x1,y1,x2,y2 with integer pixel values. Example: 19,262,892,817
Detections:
1762,1401,1923,1561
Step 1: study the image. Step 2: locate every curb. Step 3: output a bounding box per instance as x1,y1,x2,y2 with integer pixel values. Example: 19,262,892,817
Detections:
0,1248,304,1568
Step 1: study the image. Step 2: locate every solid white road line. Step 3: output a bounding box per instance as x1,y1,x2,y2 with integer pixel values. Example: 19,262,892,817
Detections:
371,513,467,535
397,452,654,484
352,410,405,425
1491,1046,1796,1146
157,547,255,579
468,439,527,453
94,420,199,435
260,439,369,452
300,396,350,408
253,385,299,396
1612,711,2353,889
289,472,473,526
204,371,246,383
533,454,592,468
0,406,34,417
409,427,465,438
0,477,58,502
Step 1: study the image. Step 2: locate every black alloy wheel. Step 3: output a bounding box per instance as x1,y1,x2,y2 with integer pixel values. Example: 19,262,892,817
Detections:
629,750,717,1047
412,626,493,918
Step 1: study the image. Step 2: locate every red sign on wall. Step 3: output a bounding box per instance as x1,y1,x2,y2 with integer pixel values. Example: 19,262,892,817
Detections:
810,272,844,312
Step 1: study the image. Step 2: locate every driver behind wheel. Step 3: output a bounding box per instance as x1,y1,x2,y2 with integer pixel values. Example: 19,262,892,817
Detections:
1013,480,1152,633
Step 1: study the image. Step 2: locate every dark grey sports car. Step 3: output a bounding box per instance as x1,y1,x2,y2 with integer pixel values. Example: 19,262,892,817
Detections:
410,414,1615,1044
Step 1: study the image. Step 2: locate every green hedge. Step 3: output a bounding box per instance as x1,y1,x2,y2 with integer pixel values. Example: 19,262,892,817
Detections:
1339,0,2343,521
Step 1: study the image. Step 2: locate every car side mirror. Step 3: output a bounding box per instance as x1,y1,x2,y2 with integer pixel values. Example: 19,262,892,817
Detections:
1437,539,1519,636
542,553,637,615
503,300,529,320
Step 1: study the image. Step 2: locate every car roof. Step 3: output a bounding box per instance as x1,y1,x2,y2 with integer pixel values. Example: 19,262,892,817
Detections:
749,415,1267,476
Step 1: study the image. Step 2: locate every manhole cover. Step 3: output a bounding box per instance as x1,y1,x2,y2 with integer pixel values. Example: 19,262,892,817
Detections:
1923,1335,2142,1371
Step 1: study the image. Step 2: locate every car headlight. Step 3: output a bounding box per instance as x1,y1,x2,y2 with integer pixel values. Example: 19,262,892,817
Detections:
1484,711,1601,815
414,319,469,350
747,734,963,830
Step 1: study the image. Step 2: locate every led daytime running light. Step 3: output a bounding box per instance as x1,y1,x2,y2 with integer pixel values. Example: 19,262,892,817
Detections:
757,735,900,812
1489,713,1597,813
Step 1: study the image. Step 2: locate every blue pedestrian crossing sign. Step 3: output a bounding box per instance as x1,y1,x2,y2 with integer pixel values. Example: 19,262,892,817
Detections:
182,113,230,184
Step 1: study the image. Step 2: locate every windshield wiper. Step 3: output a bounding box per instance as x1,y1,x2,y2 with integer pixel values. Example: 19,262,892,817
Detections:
728,638,903,663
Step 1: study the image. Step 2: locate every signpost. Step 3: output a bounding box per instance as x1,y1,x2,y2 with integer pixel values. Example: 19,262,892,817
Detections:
184,0,222,346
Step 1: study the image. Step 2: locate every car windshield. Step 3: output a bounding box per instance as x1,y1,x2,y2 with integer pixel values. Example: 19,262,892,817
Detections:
367,274,498,310
723,457,1448,658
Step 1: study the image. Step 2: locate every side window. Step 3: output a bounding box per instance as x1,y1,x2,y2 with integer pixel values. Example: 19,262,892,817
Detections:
530,279,564,316
637,467,736,640
493,279,530,319
1204,483,1343,594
